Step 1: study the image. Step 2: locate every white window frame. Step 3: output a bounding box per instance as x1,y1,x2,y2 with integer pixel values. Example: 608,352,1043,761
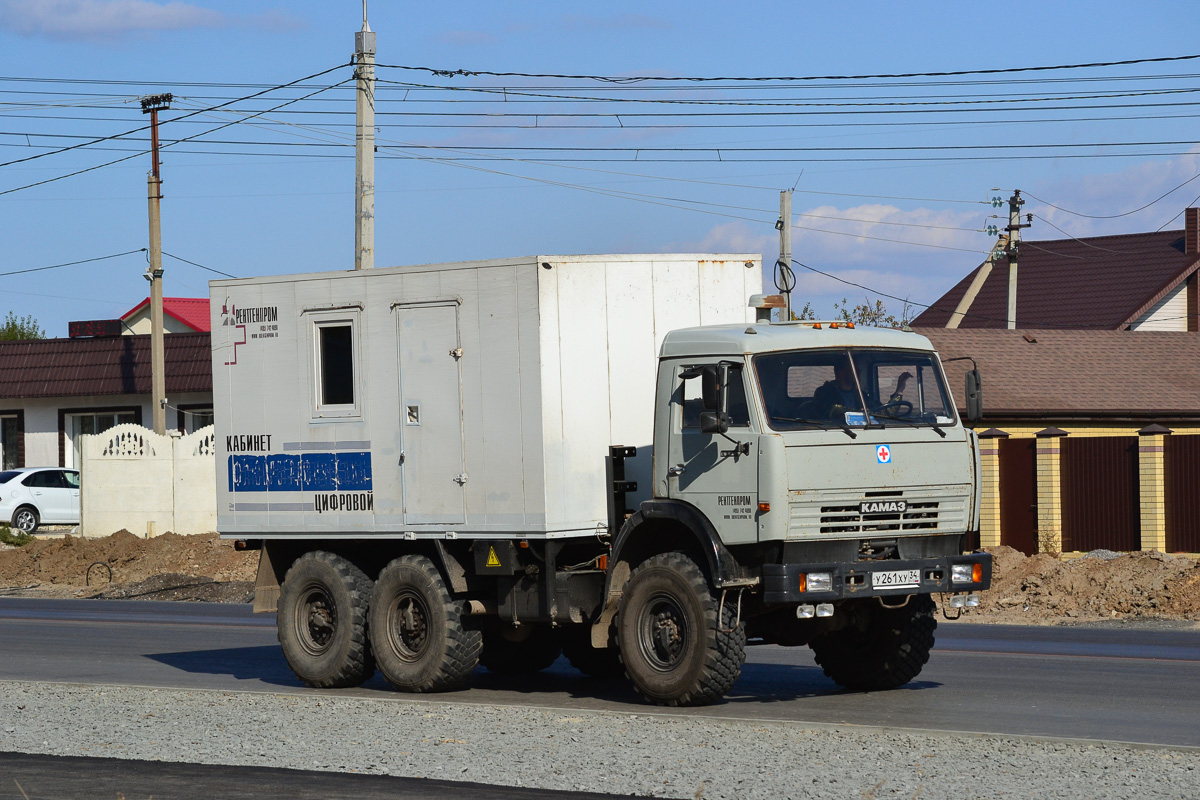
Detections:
306,307,363,421
65,410,137,468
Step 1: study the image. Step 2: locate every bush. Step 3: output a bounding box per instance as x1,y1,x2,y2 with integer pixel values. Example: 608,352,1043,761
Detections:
0,526,33,547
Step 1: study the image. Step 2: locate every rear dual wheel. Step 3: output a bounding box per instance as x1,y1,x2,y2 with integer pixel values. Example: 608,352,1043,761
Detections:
277,551,375,688
369,554,482,692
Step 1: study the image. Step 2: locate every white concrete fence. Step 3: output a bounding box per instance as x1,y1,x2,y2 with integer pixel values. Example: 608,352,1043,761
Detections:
79,424,217,537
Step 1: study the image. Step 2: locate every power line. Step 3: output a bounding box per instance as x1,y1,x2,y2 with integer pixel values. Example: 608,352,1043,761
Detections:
1022,167,1200,220
0,63,347,170
0,75,350,197
0,248,145,277
376,53,1200,83
162,251,238,278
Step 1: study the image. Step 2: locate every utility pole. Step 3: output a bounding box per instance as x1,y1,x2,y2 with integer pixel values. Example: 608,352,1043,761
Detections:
777,189,793,321
354,1,376,270
1005,189,1031,330
141,93,172,435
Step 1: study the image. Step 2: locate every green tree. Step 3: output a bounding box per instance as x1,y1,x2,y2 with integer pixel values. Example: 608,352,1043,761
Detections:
0,312,45,341
832,296,915,328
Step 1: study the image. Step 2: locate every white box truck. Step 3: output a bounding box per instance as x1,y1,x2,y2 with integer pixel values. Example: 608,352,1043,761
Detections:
211,253,991,706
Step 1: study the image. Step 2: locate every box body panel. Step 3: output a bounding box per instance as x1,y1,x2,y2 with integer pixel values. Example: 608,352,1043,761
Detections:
212,254,760,538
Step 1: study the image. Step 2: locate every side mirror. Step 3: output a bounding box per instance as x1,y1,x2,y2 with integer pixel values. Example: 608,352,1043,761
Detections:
696,363,731,433
965,369,983,424
701,365,720,410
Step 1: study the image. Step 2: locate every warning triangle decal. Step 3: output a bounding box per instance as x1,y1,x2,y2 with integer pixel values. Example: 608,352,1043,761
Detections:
486,547,501,568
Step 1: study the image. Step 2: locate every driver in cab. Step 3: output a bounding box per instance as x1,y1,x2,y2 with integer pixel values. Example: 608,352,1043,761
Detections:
812,356,911,422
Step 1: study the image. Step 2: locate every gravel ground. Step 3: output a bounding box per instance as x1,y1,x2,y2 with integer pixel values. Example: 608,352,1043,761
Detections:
2,682,1198,799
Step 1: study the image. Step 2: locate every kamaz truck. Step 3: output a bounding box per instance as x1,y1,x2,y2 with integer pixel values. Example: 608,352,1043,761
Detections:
211,253,991,706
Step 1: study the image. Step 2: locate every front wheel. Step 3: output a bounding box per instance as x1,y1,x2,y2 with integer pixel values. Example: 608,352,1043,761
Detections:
277,551,375,688
369,554,482,692
11,506,39,534
809,594,936,691
616,552,746,706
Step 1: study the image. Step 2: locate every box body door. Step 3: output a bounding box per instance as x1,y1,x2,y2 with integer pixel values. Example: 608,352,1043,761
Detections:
396,303,467,525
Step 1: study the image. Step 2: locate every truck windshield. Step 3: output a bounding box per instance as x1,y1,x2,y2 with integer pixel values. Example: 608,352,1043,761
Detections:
753,348,955,431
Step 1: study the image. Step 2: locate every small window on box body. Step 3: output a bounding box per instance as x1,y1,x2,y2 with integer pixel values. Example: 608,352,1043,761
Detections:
319,324,354,406
310,311,362,419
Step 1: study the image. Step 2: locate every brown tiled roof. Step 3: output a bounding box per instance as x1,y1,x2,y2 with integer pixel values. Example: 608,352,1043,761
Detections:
916,328,1200,418
0,332,211,399
911,229,1200,329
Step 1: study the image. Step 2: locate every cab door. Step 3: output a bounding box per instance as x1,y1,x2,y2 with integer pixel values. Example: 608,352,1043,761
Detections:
666,362,760,544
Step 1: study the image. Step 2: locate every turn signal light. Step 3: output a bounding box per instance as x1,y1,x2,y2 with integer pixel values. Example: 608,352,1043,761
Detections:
798,573,807,593
758,502,770,513
596,554,608,571
973,563,983,583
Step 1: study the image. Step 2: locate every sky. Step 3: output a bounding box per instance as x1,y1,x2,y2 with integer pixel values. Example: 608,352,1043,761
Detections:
2,0,1200,336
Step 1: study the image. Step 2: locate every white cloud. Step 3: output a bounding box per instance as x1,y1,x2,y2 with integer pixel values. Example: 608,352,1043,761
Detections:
0,0,301,41
674,203,991,318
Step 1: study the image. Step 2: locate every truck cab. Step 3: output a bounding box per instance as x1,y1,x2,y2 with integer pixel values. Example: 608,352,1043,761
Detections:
597,320,991,701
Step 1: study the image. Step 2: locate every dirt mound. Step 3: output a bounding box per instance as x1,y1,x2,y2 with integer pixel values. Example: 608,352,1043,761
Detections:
2,533,1198,623
94,574,255,603
0,531,257,601
956,545,1200,625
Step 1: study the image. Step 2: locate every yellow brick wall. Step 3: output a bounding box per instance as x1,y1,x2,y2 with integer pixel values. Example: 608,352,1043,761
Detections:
977,445,1002,548
974,423,1194,554
1035,439,1063,554
1139,434,1166,552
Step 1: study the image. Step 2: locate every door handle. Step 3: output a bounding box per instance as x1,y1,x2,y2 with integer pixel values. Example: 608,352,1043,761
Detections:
398,451,405,465
668,464,685,477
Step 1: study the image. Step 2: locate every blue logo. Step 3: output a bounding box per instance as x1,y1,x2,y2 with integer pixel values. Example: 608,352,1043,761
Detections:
876,444,892,464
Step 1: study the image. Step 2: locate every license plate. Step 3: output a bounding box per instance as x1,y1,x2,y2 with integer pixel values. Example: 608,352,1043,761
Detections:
872,569,921,589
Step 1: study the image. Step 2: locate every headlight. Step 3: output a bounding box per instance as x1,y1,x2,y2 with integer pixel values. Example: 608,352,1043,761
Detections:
806,572,833,592
951,563,975,584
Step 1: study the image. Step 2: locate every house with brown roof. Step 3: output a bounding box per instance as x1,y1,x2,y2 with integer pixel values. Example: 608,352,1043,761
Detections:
913,207,1200,331
912,327,1200,558
0,332,212,471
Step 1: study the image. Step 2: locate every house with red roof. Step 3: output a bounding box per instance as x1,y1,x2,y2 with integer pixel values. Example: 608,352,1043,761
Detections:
0,332,212,472
120,297,210,335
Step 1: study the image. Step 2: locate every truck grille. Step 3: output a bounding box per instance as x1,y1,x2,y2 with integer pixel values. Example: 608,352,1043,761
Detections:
787,488,967,540
818,501,939,534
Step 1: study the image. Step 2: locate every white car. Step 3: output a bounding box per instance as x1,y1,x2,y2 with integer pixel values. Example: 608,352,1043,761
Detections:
0,468,81,534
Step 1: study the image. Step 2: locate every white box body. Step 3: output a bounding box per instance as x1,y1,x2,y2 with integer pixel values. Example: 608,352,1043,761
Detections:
211,254,761,539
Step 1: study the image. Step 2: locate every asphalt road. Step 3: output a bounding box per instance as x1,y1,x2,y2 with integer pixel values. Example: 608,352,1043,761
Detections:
0,752,641,800
1,598,1197,747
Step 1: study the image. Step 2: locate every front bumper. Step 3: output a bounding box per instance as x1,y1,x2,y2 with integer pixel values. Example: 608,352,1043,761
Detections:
761,552,992,605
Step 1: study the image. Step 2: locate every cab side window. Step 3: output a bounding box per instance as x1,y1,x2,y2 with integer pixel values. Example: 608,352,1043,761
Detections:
682,365,751,429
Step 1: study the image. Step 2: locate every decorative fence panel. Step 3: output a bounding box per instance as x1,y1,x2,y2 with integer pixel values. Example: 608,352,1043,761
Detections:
80,424,216,537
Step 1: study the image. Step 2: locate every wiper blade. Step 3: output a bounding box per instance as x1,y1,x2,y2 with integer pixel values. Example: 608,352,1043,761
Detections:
870,412,920,426
871,412,947,437
771,416,825,427
771,416,857,438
